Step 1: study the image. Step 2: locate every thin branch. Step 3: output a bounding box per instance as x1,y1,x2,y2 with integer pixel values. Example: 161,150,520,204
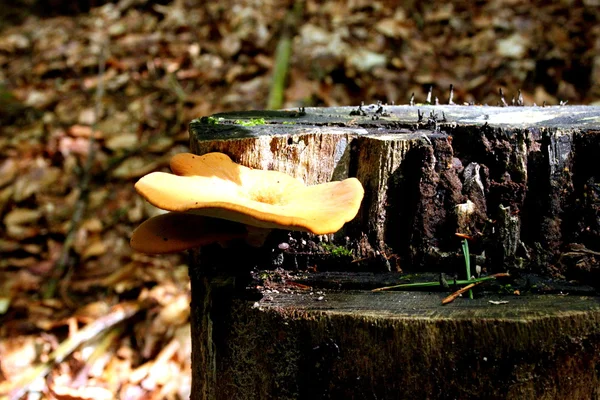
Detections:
3,301,142,399
442,282,480,305
71,325,123,387
44,39,107,299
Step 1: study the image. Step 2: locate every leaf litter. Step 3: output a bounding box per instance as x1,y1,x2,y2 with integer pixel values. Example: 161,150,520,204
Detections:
0,0,598,398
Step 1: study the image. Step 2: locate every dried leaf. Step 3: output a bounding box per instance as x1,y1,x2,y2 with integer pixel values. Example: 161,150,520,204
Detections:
79,218,103,234
68,124,103,139
105,133,139,151
375,17,410,39
157,294,190,326
4,208,42,226
0,336,38,381
0,297,9,314
82,238,108,260
49,384,114,400
0,239,21,253
111,156,168,180
0,158,17,188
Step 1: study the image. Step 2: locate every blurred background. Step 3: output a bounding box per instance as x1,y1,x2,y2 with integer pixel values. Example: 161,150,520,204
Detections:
0,0,599,397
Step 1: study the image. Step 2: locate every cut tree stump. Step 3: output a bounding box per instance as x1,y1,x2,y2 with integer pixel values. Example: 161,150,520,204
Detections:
185,105,600,399
222,290,600,400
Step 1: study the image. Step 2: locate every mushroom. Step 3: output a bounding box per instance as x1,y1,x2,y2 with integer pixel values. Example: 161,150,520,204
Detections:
134,152,364,236
130,212,247,254
131,153,365,400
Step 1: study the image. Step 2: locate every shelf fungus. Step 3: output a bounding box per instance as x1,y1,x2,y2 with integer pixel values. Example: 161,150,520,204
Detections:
130,212,247,254
131,152,364,253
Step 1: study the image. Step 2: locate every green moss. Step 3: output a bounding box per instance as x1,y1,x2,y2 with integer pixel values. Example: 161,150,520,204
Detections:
322,243,353,257
203,116,224,125
233,118,267,127
282,121,296,125
498,283,514,294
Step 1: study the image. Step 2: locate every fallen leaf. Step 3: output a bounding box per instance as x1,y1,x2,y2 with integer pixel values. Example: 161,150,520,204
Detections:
4,208,42,226
111,156,169,180
68,124,103,139
0,336,38,381
0,158,17,188
49,384,114,400
81,235,108,260
157,294,190,326
105,133,139,151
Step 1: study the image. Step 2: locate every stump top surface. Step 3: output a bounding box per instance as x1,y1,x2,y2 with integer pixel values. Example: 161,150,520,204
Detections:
191,105,600,138
256,290,600,321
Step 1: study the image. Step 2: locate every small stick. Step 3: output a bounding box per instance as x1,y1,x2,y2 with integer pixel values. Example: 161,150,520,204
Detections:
5,302,142,399
455,232,475,241
44,39,107,301
442,282,480,305
284,281,312,290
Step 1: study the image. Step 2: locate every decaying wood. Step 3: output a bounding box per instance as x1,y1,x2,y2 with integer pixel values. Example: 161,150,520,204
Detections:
186,105,600,399
190,123,357,186
187,243,264,400
217,291,600,399
190,105,600,277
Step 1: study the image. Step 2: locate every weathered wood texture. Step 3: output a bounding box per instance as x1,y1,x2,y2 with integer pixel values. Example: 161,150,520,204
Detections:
187,244,261,400
190,105,600,279
186,105,600,400
216,291,600,400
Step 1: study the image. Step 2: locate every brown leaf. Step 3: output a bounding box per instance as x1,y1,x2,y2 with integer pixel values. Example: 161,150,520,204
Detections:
0,336,38,381
68,125,103,139
375,17,411,39
49,384,114,400
105,134,139,151
81,218,104,233
12,159,62,202
3,208,41,226
81,237,108,260
111,156,169,180
157,294,189,326
0,159,17,188
2,257,39,268
0,239,21,253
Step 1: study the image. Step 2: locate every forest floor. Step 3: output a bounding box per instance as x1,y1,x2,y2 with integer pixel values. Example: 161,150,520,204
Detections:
0,0,599,398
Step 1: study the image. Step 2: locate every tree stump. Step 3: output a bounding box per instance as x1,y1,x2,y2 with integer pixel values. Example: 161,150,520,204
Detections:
186,105,600,399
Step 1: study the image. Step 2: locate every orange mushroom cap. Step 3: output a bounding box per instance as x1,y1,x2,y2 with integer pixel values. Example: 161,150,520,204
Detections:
130,212,247,254
134,152,364,235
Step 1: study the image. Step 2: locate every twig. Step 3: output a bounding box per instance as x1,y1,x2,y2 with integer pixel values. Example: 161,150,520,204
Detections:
442,282,480,305
3,301,142,399
43,36,107,299
71,325,123,388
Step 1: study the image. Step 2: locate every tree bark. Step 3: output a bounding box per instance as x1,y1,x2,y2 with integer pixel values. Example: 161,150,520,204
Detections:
186,105,600,399
218,290,600,400
189,105,600,276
